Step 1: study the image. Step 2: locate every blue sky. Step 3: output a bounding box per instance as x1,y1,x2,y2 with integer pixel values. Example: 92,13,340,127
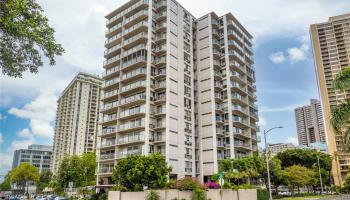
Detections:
1,0,349,176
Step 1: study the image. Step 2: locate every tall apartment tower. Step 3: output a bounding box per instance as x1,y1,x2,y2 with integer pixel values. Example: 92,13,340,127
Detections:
294,99,326,146
310,13,350,185
97,0,196,187
194,13,258,182
97,0,258,187
52,72,103,172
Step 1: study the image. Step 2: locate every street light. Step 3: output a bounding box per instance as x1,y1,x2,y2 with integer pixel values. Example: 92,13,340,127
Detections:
316,150,324,194
264,126,283,200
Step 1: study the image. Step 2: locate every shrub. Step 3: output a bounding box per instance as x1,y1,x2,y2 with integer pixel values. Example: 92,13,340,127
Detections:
110,185,127,192
257,189,268,200
191,188,207,200
177,177,205,191
146,190,160,200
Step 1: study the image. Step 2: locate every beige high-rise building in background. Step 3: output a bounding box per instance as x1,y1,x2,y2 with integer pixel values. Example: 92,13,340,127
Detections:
294,99,326,146
310,13,350,186
52,72,103,173
97,0,259,187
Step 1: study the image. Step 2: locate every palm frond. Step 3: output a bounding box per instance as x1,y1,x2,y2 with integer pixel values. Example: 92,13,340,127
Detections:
330,99,350,133
333,67,350,92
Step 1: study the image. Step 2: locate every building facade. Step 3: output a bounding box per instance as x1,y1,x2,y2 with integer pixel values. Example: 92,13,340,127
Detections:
310,13,350,185
195,12,258,182
267,143,294,156
97,0,258,187
12,144,53,173
294,99,326,146
52,72,103,173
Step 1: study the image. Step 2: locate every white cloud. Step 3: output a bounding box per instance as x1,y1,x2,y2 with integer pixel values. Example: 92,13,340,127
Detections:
269,52,286,64
270,38,310,64
287,136,299,146
0,133,3,144
18,129,34,138
8,92,57,138
258,116,267,126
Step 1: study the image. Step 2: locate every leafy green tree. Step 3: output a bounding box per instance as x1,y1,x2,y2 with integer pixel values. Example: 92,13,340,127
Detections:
9,162,39,196
37,170,52,193
283,165,315,195
0,179,11,191
0,0,64,77
276,149,332,171
330,67,350,146
112,153,172,191
344,172,350,193
56,152,97,190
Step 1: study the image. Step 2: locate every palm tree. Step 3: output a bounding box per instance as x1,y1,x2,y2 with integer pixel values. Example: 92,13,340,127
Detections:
330,68,350,146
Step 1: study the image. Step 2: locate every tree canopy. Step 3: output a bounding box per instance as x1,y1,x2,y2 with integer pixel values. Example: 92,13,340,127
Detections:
112,153,172,191
56,152,97,189
0,0,64,77
9,162,40,194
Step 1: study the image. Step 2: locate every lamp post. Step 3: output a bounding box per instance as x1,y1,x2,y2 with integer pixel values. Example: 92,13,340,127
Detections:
264,126,283,200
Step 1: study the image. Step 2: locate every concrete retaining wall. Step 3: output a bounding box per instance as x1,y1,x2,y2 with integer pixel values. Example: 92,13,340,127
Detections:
108,189,257,200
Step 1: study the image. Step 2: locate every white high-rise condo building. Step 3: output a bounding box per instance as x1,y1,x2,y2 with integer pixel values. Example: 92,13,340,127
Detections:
310,13,350,185
52,72,103,173
97,0,258,187
294,99,326,146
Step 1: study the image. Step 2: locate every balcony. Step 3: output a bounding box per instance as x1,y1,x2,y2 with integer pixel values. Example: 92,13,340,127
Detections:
233,129,250,139
153,56,166,66
214,82,222,90
124,9,148,28
121,67,146,83
102,66,120,79
99,153,116,161
119,80,146,95
98,167,113,174
154,11,167,22
153,121,166,130
123,32,148,49
123,20,148,37
232,117,249,128
153,44,166,55
103,77,120,90
153,69,166,79
215,117,224,124
153,107,166,116
185,154,192,159
104,43,122,58
103,54,121,68
153,134,165,143
231,82,247,95
106,0,149,26
154,95,166,104
117,134,145,145
119,107,146,120
185,168,192,173
118,149,144,158
105,32,122,47
230,71,245,84
155,33,166,43
153,82,166,91
101,114,117,124
154,0,166,10
228,50,245,65
232,105,248,116
100,126,117,137
106,22,122,37
101,89,118,101
119,93,146,107
122,55,147,71
228,40,244,54
234,142,251,150
119,120,145,132
100,101,118,113
155,23,166,32
99,140,116,149
229,60,245,74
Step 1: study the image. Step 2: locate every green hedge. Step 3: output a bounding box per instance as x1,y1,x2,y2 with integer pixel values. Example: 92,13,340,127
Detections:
257,189,269,200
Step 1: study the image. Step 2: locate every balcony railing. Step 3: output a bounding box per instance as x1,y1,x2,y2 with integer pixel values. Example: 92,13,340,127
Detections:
122,56,147,70
120,81,146,93
101,126,117,136
119,107,146,118
107,0,149,25
120,93,146,106
124,9,148,25
119,120,145,131
102,66,120,77
123,32,148,46
99,140,116,148
121,67,146,81
124,20,148,35
106,22,122,34
118,149,144,158
118,134,145,144
99,153,116,160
